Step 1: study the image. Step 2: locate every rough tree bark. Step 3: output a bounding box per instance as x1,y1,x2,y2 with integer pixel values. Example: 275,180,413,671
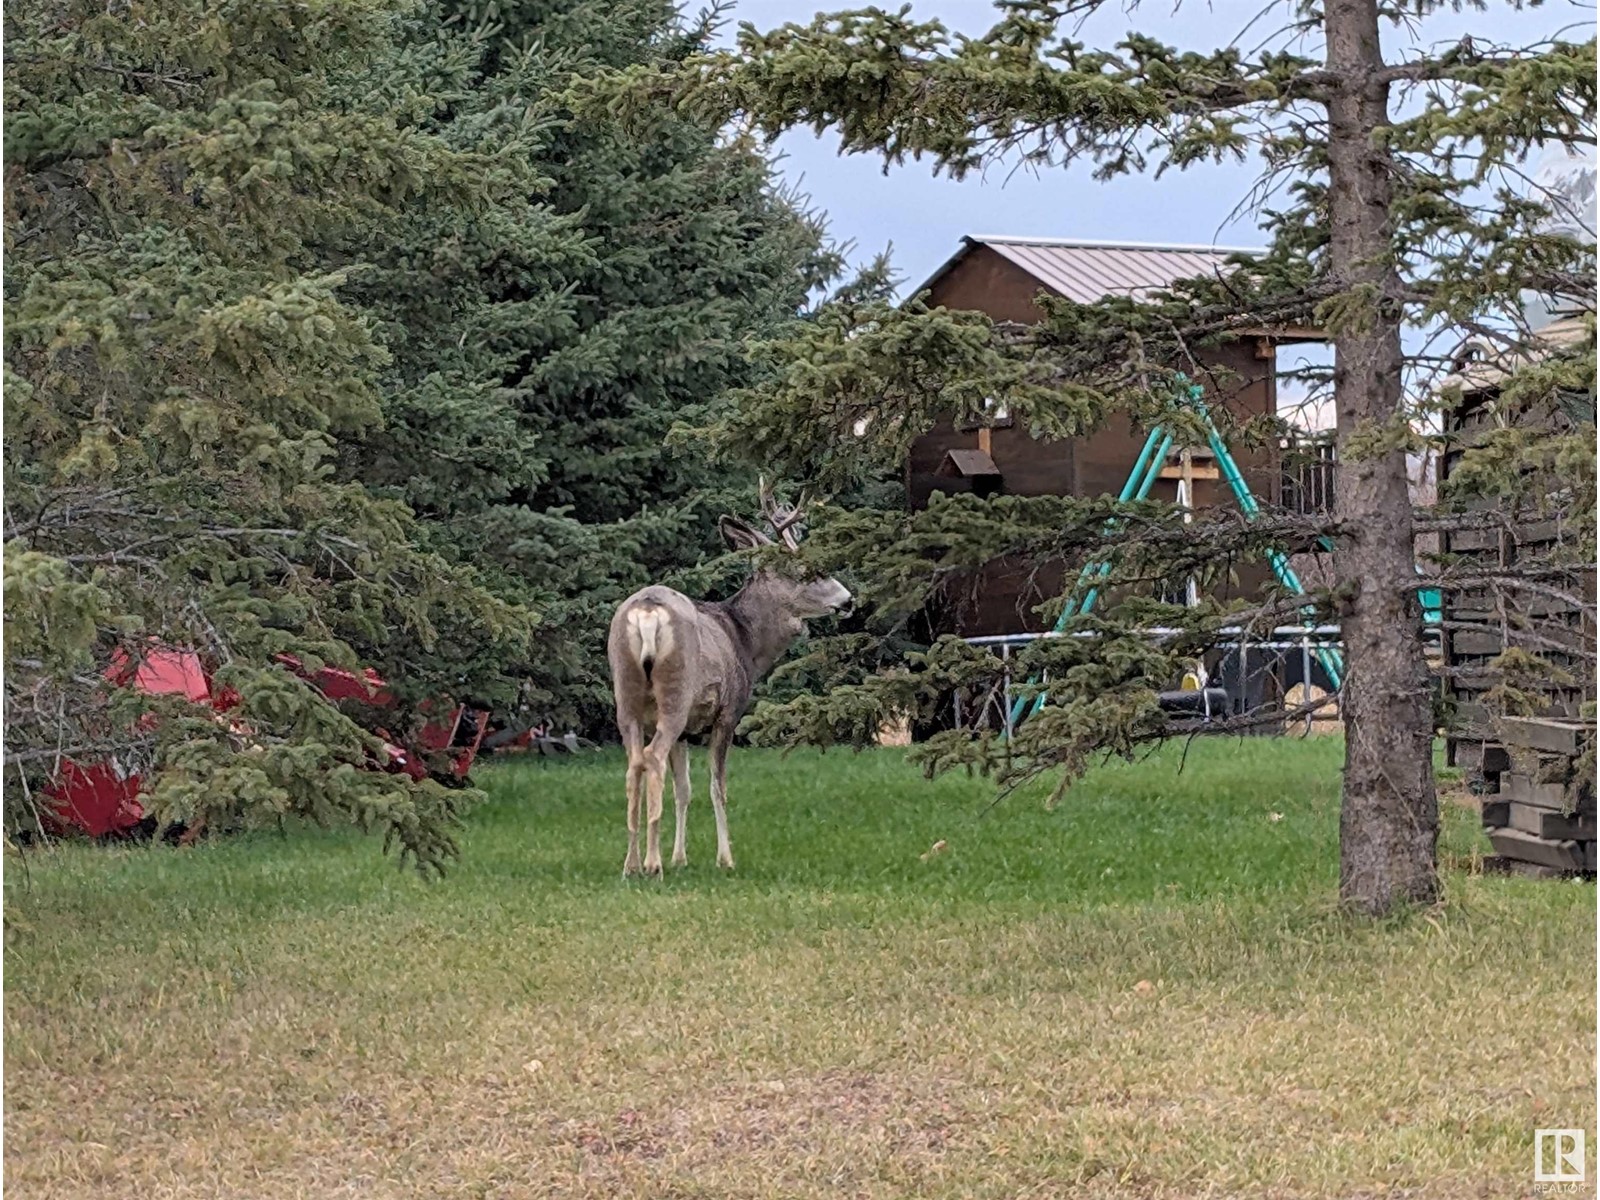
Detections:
1325,0,1441,913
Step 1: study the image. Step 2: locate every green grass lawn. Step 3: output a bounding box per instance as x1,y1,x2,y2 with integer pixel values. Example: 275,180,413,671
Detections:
5,738,1594,1199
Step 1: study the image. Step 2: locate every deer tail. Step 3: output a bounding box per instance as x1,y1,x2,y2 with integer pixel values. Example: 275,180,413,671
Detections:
630,605,668,683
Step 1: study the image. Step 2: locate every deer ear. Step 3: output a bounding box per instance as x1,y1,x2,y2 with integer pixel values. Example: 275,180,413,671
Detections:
719,515,769,551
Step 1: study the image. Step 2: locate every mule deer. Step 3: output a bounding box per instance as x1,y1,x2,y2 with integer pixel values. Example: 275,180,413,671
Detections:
607,481,852,877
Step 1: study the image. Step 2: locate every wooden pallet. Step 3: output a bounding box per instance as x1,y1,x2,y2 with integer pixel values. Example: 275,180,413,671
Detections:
1435,355,1595,880
1481,799,1596,841
1484,828,1595,873
1498,716,1593,756
1474,718,1596,877
1498,771,1595,813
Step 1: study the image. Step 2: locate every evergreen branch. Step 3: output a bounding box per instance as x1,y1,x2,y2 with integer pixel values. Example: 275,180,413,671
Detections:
1378,48,1571,87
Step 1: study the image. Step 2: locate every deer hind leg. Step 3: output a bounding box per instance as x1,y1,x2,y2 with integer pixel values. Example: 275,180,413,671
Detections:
669,742,691,868
642,725,682,878
621,722,646,878
709,721,735,870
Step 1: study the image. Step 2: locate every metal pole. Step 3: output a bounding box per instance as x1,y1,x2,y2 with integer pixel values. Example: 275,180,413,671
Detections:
1239,632,1250,720
1301,634,1312,735
1002,641,1014,740
1180,448,1199,609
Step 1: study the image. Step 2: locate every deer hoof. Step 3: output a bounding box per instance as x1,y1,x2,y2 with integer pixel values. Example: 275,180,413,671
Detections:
622,856,642,879
671,852,687,868
717,854,735,871
643,860,663,879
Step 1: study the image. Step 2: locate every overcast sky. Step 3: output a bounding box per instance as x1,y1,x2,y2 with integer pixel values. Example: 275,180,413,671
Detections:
711,1,1590,428
715,1,1584,289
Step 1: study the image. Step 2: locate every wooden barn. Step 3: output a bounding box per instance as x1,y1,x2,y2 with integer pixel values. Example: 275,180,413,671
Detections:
905,235,1325,644
1436,312,1597,876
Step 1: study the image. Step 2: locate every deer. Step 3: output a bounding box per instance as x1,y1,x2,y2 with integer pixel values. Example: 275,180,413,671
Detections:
606,480,852,878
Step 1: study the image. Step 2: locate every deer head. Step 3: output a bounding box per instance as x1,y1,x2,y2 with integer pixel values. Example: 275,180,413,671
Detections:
717,477,853,619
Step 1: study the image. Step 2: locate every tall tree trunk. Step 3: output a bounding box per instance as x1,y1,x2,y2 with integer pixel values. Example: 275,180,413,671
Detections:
1324,0,1440,913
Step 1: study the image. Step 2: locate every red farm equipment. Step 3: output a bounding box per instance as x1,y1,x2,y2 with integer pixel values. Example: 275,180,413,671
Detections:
39,646,490,841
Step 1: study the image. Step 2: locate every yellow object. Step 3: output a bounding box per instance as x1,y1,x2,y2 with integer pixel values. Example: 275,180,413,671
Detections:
1284,682,1338,736
1180,672,1201,691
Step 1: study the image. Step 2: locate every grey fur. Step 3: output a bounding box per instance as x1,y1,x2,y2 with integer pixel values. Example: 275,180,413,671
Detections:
606,513,851,876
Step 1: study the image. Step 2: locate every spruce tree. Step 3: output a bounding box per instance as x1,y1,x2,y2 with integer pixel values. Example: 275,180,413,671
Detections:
591,1,1596,913
5,0,539,872
340,0,843,734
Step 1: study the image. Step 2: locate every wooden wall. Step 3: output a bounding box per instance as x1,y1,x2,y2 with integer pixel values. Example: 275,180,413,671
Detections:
910,245,1283,638
1440,380,1597,875
1440,386,1598,764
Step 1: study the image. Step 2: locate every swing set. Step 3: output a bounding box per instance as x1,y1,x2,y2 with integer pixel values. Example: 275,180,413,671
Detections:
1004,378,1443,731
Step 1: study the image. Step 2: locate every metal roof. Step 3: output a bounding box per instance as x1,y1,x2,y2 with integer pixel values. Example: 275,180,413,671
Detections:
1443,311,1595,396
915,235,1260,305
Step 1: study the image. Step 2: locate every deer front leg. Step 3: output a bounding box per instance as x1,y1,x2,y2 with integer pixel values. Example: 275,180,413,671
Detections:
621,724,646,878
669,742,691,868
709,722,735,870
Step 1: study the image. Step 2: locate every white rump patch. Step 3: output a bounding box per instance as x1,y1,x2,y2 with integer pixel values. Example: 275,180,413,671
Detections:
629,606,672,669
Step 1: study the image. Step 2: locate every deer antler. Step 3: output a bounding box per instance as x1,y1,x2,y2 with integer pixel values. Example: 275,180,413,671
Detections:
757,475,807,550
